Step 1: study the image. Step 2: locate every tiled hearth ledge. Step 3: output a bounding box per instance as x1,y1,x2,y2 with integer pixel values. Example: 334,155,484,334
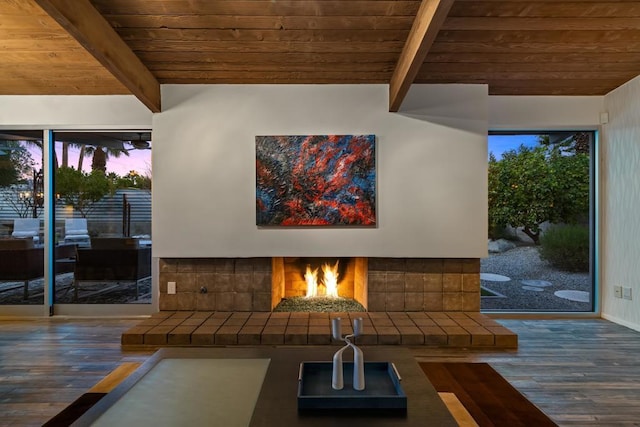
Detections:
121,311,518,348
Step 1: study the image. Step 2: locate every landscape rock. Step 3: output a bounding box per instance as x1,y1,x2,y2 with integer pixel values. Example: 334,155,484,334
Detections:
488,239,517,253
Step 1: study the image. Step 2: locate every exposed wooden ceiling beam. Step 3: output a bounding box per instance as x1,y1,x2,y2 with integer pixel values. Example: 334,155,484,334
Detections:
33,0,161,112
388,0,454,112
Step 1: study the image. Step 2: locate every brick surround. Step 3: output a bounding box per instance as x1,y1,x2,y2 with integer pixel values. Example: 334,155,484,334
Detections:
158,257,481,312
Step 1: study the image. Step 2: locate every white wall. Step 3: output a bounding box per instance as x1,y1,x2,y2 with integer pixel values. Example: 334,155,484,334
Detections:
489,96,603,130
0,95,152,128
153,84,489,258
600,76,640,331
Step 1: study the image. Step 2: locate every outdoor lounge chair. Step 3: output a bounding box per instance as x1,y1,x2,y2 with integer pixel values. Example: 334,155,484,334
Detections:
11,218,40,243
0,239,75,299
63,218,90,247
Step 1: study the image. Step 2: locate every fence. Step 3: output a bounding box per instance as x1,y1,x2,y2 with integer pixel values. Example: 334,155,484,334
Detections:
0,188,151,239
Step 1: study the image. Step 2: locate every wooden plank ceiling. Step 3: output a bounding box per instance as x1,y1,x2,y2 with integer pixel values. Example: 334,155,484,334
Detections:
2,0,640,111
0,0,128,95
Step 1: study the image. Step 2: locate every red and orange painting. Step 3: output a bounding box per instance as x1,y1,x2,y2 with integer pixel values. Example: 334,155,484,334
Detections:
256,135,376,226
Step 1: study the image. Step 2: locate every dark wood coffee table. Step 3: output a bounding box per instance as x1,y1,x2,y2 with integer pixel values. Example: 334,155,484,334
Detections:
74,346,457,426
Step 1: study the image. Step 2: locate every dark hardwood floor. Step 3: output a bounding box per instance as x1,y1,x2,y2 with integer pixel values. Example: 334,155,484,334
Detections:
0,317,639,426
0,318,154,427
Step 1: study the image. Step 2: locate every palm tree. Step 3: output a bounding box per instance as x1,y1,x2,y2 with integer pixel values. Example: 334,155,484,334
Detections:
77,145,129,172
20,137,72,171
62,142,69,167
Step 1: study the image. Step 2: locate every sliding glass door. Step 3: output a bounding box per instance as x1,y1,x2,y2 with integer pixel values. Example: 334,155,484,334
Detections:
52,131,152,305
0,131,45,307
0,129,153,315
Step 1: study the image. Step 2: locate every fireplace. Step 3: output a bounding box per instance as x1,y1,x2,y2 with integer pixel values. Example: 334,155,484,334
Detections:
158,257,480,313
271,257,368,310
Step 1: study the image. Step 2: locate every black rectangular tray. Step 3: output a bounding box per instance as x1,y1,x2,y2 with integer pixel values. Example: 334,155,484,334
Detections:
297,361,407,410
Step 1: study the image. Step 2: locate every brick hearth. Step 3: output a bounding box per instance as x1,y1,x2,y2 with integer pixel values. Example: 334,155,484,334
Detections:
142,257,518,348
121,311,517,348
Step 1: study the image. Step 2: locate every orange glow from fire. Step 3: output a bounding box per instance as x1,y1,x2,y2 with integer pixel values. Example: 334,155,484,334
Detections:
304,260,340,298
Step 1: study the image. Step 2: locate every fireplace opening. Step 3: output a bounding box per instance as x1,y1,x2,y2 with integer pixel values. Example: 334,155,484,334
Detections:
271,257,368,311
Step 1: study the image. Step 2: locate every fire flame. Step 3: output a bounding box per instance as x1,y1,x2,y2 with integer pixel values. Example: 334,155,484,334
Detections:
322,260,340,298
304,260,340,298
304,265,319,298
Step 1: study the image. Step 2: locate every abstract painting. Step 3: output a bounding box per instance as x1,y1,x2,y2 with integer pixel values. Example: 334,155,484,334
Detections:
256,135,376,226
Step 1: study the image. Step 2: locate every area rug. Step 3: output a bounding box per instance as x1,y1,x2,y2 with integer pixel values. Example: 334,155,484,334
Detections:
420,362,558,427
43,362,141,427
46,361,557,426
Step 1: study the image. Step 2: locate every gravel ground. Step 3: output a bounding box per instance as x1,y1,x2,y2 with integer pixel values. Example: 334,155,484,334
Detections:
274,296,366,312
481,245,592,312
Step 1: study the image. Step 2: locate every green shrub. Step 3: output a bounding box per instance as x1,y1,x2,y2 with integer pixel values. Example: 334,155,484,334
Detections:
539,225,590,272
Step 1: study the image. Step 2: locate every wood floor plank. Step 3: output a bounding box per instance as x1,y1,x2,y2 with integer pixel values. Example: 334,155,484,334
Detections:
0,318,153,426
438,392,479,427
425,364,495,426
88,362,141,393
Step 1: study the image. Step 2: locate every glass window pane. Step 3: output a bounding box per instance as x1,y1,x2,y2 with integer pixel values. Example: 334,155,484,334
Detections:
0,131,45,305
53,131,152,304
483,131,594,312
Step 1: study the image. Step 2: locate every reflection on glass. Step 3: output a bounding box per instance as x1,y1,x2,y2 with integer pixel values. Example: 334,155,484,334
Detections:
53,131,152,304
0,131,45,305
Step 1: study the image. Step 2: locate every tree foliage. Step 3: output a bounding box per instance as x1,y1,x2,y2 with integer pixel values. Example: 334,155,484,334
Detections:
0,144,38,217
55,167,114,218
0,142,34,187
116,170,152,190
488,142,589,244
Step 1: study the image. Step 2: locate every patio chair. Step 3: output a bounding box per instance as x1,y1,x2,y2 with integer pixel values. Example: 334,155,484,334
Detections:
63,218,91,247
11,218,40,244
0,239,76,300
